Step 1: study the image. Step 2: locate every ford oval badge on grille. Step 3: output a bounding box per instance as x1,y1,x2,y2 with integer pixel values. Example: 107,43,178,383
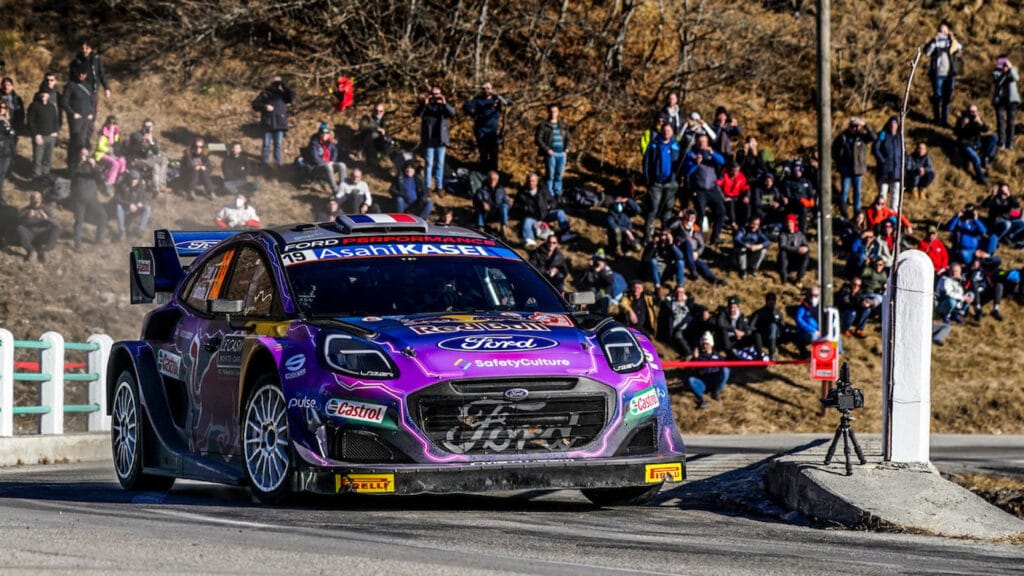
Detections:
503,388,529,402
438,335,559,352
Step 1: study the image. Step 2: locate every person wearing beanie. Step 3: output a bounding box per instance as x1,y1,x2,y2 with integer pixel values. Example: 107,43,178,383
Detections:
306,122,346,196
687,331,729,409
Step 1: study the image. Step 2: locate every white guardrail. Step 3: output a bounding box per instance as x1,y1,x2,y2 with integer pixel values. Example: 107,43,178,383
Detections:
0,328,112,437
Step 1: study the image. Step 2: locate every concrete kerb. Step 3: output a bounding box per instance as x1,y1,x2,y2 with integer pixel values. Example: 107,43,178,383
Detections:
0,433,110,467
766,434,1024,540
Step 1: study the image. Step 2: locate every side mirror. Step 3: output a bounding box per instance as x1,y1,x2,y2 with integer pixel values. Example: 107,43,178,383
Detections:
567,291,596,306
207,299,244,315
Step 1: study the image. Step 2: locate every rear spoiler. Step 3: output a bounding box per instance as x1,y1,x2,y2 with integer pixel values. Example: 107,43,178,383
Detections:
129,229,237,304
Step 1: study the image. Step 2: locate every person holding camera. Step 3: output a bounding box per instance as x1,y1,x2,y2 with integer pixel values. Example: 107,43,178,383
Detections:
414,86,456,195
127,118,168,195
954,104,998,185
981,183,1024,255
642,228,686,289
251,75,294,169
923,22,962,126
463,82,506,173
945,203,989,265
992,56,1019,150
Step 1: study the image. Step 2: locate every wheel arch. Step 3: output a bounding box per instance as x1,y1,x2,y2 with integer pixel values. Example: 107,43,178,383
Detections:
106,342,156,416
238,343,281,423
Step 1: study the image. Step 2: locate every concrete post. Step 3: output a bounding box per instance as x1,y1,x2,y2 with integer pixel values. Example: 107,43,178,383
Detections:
39,332,65,435
87,334,114,432
0,328,14,437
881,250,933,462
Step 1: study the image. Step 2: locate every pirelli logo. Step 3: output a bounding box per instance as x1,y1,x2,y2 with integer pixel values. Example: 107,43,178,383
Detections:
645,462,684,483
335,473,395,494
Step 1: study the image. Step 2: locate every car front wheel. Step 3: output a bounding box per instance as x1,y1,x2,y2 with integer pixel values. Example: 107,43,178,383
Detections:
581,484,662,507
111,369,175,491
242,376,293,504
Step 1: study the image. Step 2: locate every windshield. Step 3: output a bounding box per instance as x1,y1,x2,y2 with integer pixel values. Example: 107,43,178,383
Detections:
286,256,568,317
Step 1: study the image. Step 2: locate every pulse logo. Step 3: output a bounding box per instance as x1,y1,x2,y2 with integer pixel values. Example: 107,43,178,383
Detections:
454,358,472,371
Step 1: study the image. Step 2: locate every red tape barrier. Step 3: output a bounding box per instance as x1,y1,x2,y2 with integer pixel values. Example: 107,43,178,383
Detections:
662,358,810,369
13,361,88,371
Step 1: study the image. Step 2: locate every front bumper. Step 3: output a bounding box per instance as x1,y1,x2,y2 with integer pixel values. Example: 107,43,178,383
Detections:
294,454,685,495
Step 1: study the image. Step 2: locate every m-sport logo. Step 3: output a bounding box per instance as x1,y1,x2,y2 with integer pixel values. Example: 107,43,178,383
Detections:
438,335,558,352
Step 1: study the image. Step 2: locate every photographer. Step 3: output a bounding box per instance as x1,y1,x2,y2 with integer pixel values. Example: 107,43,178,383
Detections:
251,75,295,168
127,118,168,195
945,203,989,265
831,116,875,218
981,183,1024,255
463,82,506,172
954,104,998,185
923,22,961,125
992,56,1019,150
642,228,686,288
681,133,726,245
413,86,456,195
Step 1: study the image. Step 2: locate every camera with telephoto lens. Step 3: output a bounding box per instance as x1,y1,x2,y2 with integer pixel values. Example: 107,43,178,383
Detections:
821,363,864,412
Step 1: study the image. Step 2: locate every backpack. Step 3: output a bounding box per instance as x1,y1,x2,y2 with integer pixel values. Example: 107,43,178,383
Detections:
563,186,604,210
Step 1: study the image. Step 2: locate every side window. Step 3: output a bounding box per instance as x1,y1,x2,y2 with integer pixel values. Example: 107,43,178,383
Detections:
223,246,277,317
185,249,236,311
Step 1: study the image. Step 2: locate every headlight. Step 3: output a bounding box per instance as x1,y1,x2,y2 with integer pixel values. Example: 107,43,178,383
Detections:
599,327,645,373
322,334,398,379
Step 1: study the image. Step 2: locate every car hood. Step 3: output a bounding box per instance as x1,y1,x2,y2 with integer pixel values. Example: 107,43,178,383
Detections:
339,312,603,378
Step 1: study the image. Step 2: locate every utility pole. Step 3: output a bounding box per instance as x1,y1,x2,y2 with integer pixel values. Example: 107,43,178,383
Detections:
817,0,834,317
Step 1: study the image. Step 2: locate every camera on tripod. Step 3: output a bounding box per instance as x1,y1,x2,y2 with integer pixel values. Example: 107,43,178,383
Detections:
821,363,864,412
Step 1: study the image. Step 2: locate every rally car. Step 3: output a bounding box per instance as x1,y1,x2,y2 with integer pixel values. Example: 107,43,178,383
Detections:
109,214,685,504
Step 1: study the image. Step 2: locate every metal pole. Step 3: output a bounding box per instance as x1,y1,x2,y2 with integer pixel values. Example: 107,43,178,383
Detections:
817,0,834,318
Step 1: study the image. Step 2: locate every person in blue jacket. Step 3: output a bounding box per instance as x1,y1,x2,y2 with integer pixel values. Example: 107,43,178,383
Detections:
794,285,821,357
945,203,989,264
642,122,681,238
872,116,904,204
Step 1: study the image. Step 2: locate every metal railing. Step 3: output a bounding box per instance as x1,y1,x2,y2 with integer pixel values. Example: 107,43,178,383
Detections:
0,329,112,437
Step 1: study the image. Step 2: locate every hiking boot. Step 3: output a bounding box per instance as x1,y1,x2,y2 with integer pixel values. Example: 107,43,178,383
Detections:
992,309,1004,321
37,251,47,263
525,239,538,249
24,250,34,262
951,312,964,324
696,398,709,410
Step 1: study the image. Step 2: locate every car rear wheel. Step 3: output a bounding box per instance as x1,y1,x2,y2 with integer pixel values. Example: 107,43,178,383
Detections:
111,370,176,491
581,484,662,506
242,376,293,504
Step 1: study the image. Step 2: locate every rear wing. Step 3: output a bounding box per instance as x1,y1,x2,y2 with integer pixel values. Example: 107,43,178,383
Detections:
129,229,237,304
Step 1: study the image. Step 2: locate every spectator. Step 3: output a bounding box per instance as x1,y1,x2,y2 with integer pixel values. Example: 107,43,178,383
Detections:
777,214,810,285
658,284,700,358
713,295,764,359
37,73,60,103
620,279,658,335
680,111,716,154
639,113,669,159
682,133,726,244
992,56,1019,150
831,116,875,218
472,170,510,236
981,183,1024,254
93,115,127,193
718,161,750,229
221,141,259,198
750,292,787,361
865,195,912,235
181,137,217,200
306,122,347,196
709,106,741,158
872,116,903,207
733,216,770,279
463,82,505,172
687,332,729,409
642,228,686,288
793,285,821,357
660,91,683,136
954,104,998,185
390,162,434,219
514,171,574,248
837,277,873,339
863,226,894,270
755,173,783,229
860,256,889,318
576,251,627,315
215,194,261,229
0,77,24,136
935,262,972,323
69,148,107,250
67,41,110,114
923,22,961,126
528,234,569,292
111,170,152,241
945,203,989,264
780,161,815,233
337,168,373,214
127,118,169,195
0,100,14,203
918,225,950,276
16,191,60,262
642,122,681,238
251,75,294,168
414,86,456,194
965,257,1004,322
316,197,343,221
357,103,392,169
606,191,643,256
905,142,936,200
534,103,571,198
61,66,94,169
736,135,772,182
666,207,725,285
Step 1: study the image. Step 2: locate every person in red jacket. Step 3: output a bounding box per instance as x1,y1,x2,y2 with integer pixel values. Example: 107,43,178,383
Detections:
865,195,912,234
918,224,949,276
717,161,750,230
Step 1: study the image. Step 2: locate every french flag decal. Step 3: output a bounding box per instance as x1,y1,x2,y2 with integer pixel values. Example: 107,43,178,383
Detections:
349,213,418,224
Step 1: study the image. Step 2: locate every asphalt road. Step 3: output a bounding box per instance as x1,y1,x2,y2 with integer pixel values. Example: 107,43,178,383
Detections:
1,454,1021,575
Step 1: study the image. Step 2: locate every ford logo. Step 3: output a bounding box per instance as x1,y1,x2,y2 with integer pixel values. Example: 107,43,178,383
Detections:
503,388,529,402
438,335,559,352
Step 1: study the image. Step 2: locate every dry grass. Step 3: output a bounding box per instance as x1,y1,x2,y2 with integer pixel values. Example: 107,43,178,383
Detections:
947,473,1024,520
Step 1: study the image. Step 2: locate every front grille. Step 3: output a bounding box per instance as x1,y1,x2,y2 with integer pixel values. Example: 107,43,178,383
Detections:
327,429,413,463
410,378,613,456
616,423,658,456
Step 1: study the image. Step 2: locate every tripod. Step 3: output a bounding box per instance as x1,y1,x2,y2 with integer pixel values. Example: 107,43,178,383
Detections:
823,409,867,476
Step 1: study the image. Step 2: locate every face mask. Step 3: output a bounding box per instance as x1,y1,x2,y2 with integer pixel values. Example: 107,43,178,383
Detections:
235,198,246,209
811,297,820,307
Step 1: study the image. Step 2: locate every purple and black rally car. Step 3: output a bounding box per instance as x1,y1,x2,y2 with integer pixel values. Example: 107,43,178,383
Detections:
109,214,685,504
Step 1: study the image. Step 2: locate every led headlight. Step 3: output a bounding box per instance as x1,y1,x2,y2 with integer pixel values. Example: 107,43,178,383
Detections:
322,334,398,379
599,327,645,373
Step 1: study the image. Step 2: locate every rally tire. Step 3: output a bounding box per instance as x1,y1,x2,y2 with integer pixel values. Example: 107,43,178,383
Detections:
581,484,662,507
111,370,176,491
242,375,294,505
